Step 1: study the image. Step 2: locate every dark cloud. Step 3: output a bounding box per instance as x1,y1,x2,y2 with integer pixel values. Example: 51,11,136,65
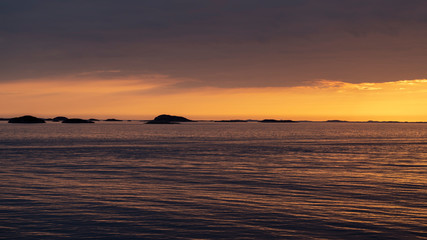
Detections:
1,0,427,86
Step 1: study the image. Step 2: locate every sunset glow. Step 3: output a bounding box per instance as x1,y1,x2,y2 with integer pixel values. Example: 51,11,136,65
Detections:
1,76,426,121
1,1,427,121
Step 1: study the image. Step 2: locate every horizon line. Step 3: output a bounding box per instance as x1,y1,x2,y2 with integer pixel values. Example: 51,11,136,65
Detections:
1,114,426,123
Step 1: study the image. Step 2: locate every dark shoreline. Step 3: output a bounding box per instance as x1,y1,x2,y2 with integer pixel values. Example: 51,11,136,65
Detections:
2,119,426,124
1,115,426,124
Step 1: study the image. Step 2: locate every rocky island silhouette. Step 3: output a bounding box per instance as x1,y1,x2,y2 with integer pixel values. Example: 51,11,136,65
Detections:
146,114,195,124
105,118,123,122
259,119,296,123
8,115,45,123
62,118,94,123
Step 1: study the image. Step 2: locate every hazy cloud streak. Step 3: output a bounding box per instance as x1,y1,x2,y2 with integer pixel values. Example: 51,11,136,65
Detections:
1,0,427,87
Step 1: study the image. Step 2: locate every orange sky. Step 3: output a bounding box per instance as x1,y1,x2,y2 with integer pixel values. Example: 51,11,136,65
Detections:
2,2,427,121
1,74,426,121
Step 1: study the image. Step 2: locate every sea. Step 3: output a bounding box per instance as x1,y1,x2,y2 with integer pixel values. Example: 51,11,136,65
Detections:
0,121,426,239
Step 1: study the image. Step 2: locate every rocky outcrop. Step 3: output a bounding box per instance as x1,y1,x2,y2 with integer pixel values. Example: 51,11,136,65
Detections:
105,118,122,121
8,115,45,123
53,116,68,122
146,114,194,124
62,118,94,123
259,119,295,123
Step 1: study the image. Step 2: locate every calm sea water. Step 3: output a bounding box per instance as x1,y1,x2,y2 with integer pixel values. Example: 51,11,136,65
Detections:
0,122,426,239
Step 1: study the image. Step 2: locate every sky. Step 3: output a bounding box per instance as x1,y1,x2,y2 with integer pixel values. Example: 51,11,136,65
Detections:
1,0,426,121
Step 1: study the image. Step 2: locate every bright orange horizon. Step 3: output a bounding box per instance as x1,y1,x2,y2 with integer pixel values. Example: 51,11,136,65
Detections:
1,75,426,122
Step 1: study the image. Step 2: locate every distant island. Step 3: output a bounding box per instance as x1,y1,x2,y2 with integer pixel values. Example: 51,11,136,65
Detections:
105,118,122,122
259,119,296,123
52,116,68,122
214,120,248,122
62,118,94,123
146,114,195,124
8,115,45,123
326,120,348,123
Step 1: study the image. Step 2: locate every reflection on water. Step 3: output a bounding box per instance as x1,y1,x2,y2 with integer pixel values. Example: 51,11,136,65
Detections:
0,122,426,239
